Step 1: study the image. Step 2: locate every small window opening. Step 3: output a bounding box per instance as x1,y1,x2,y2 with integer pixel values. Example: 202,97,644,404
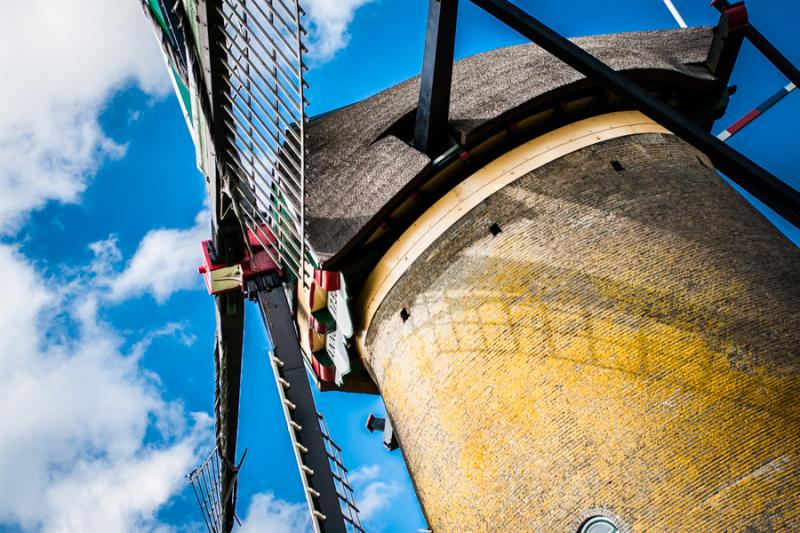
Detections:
611,160,624,172
489,223,502,236
400,308,410,322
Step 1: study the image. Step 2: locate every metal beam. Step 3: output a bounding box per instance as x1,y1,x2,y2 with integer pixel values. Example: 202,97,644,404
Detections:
214,291,245,533
201,0,245,265
253,280,350,533
745,26,800,89
414,0,459,156
706,2,747,97
470,0,800,228
718,82,796,142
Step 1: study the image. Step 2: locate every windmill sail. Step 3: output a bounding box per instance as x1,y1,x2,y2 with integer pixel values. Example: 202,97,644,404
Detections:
140,1,362,532
142,0,307,277
250,276,364,533
214,0,307,279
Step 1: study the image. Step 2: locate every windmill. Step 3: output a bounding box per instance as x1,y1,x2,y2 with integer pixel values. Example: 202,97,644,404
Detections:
141,0,800,531
141,1,363,532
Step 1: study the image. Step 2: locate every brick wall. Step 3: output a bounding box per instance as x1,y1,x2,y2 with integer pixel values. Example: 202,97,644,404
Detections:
364,133,800,531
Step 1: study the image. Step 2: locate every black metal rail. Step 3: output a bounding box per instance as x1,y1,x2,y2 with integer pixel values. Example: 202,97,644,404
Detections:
712,0,800,90
213,291,245,533
414,0,459,156
469,0,800,227
250,275,362,533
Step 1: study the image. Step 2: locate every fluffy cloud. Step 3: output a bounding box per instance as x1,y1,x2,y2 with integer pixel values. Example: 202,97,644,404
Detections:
0,244,210,532
236,464,403,532
304,0,374,61
0,0,168,232
238,493,312,533
348,464,403,523
0,1,381,531
0,2,212,530
106,212,209,304
348,464,380,485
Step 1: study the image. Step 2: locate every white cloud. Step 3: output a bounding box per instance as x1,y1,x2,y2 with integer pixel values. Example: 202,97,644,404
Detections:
238,493,312,533
236,465,403,532
358,480,403,522
304,0,374,61
348,465,403,523
0,0,168,232
0,3,216,532
106,213,209,304
348,464,381,485
0,244,210,532
42,414,210,533
131,322,198,357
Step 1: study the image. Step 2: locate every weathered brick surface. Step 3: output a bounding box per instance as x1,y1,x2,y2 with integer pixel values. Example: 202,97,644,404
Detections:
364,133,800,532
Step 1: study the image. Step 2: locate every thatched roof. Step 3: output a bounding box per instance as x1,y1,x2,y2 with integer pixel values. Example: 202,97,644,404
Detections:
305,27,718,265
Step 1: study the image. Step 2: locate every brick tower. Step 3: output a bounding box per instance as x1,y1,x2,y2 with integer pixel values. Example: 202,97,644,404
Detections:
298,27,800,532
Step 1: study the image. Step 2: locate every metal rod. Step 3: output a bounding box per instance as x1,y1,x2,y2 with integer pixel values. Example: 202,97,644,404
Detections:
190,479,215,533
224,93,304,178
225,93,304,176
227,148,303,218
718,82,796,141
234,180,303,245
271,0,306,32
745,25,800,89
223,4,300,93
233,0,304,64
236,190,302,265
414,0,459,156
292,0,307,286
240,180,303,241
219,0,302,86
194,464,215,530
662,0,687,28
222,114,302,194
192,473,219,533
223,120,303,199
205,454,224,530
198,460,221,531
227,76,302,155
238,211,284,267
225,70,302,154
470,0,800,227
219,23,301,110
226,149,304,218
192,481,217,533
221,53,303,145
234,176,300,242
220,32,305,119
219,8,303,99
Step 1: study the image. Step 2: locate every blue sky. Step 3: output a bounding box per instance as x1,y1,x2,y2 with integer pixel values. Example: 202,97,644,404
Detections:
0,0,797,532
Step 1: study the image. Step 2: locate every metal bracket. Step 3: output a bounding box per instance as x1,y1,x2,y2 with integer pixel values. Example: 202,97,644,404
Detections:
198,225,283,295
712,0,800,89
366,413,399,451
